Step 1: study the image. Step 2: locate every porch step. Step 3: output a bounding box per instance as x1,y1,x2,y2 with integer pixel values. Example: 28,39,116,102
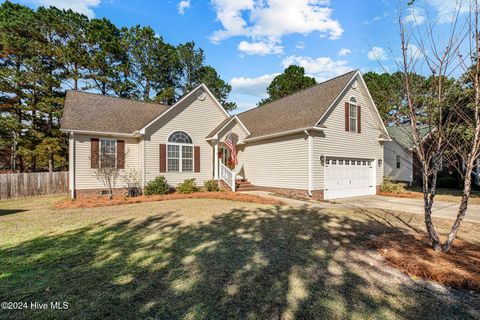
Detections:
218,179,257,191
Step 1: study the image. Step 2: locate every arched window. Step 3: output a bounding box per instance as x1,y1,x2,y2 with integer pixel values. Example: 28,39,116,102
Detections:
168,131,193,144
167,131,193,172
349,97,357,132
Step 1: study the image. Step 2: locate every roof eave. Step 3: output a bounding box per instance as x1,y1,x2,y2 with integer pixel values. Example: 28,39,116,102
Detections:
244,126,324,143
60,128,143,138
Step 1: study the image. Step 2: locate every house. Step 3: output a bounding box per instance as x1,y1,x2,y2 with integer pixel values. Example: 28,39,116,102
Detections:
384,125,430,185
60,70,390,200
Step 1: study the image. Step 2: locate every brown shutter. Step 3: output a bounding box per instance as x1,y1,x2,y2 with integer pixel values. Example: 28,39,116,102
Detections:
117,140,125,169
159,144,166,173
194,146,200,173
91,138,99,169
357,105,361,134
345,102,350,132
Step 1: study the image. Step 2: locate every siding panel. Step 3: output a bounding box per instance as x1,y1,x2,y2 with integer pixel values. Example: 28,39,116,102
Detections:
143,91,228,186
74,134,139,190
314,75,385,190
384,140,413,182
238,133,309,189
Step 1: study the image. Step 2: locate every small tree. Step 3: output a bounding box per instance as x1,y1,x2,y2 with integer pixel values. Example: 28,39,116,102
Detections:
91,152,120,200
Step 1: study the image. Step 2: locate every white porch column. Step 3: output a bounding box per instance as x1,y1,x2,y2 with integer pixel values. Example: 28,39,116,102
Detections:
214,140,219,179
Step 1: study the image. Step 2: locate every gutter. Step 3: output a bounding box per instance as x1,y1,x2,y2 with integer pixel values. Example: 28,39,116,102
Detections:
244,126,324,143
60,129,143,138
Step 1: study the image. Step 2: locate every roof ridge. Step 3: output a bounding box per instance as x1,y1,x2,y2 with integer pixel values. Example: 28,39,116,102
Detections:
236,69,358,116
67,90,168,107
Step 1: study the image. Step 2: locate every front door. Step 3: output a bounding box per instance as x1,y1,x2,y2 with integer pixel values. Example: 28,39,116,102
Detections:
220,146,230,165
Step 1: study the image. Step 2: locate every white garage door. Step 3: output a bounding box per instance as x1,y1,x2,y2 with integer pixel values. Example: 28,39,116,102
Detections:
324,158,375,200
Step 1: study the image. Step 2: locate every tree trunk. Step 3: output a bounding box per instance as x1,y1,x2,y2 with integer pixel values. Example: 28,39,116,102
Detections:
423,171,442,251
443,165,474,251
49,153,54,173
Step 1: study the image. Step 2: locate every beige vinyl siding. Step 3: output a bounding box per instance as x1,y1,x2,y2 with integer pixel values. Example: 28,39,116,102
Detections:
217,119,249,142
143,90,228,186
74,134,139,190
238,133,309,189
384,140,413,183
314,75,385,189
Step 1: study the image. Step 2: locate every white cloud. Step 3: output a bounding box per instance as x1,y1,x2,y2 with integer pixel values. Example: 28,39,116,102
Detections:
427,0,470,23
238,40,283,55
178,0,191,15
295,41,305,49
209,0,343,55
362,11,389,25
230,73,279,97
338,48,351,57
27,0,101,18
281,55,351,82
404,7,426,25
407,44,423,60
367,47,388,61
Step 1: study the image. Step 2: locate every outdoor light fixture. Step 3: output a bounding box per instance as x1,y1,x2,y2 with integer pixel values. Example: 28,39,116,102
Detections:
378,159,383,167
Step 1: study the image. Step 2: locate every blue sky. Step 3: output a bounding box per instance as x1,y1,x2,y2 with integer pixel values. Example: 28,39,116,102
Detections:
9,0,470,113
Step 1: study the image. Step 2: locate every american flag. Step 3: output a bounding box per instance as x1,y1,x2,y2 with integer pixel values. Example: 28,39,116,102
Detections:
224,132,237,164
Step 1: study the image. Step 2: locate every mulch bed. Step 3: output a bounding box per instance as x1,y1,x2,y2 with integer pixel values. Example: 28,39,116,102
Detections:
53,191,286,209
371,234,480,292
378,191,420,199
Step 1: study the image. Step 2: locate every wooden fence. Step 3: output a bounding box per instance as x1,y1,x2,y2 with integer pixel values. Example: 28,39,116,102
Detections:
0,171,68,200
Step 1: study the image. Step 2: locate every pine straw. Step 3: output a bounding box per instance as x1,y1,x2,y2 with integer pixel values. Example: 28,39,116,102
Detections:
378,191,419,199
371,233,480,292
53,191,285,209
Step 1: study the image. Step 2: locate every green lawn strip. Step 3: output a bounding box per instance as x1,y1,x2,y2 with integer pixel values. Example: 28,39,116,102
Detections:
0,196,478,319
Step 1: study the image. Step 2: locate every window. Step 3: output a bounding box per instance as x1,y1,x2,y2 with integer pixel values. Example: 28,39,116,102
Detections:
167,131,193,172
345,160,350,165
396,155,401,169
100,139,116,168
349,97,357,132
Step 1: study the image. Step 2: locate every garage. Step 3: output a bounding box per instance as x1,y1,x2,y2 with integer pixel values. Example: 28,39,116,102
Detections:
324,158,376,200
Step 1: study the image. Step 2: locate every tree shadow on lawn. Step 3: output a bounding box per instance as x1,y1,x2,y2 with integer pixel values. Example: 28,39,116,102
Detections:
0,209,27,216
0,206,478,319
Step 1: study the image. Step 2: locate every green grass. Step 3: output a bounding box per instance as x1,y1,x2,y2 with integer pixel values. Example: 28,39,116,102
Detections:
0,196,479,319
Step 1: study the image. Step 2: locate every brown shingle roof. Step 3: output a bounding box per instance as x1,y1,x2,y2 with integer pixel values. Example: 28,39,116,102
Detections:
61,91,169,134
236,70,357,139
205,116,234,139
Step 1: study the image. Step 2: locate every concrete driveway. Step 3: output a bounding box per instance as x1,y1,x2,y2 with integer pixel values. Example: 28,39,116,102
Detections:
336,195,480,223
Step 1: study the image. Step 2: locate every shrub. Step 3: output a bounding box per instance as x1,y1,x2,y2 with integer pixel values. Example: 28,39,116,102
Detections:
177,178,199,194
436,176,458,189
380,176,407,193
204,179,220,192
144,176,171,195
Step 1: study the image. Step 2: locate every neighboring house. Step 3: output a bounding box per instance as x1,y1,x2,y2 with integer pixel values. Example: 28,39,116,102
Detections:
61,70,389,200
384,125,431,185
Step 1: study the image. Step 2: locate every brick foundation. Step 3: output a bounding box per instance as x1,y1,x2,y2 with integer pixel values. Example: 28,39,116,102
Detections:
253,186,324,200
73,188,130,199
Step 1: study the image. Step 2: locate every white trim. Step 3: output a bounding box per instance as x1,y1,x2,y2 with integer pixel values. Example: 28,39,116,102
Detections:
69,132,76,199
206,115,251,141
244,126,324,143
60,129,141,138
214,142,219,179
140,84,230,134
305,130,313,197
165,131,194,173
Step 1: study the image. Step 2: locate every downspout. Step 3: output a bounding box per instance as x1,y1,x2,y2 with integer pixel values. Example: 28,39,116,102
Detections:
70,132,76,199
304,130,313,197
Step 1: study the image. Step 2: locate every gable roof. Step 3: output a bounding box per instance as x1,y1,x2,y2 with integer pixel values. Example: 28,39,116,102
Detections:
386,125,431,149
235,70,358,139
61,91,169,135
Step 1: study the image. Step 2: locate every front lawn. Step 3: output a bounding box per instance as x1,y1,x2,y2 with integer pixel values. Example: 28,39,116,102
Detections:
0,196,479,319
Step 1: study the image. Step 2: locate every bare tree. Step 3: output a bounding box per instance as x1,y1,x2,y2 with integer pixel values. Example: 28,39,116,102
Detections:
91,153,120,200
397,2,467,251
442,0,480,251
121,168,142,197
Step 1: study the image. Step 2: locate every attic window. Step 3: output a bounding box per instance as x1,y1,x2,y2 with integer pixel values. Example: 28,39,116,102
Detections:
349,97,357,132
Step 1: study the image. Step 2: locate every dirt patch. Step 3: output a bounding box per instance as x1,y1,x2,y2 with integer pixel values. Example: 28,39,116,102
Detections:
371,233,480,292
53,191,286,209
